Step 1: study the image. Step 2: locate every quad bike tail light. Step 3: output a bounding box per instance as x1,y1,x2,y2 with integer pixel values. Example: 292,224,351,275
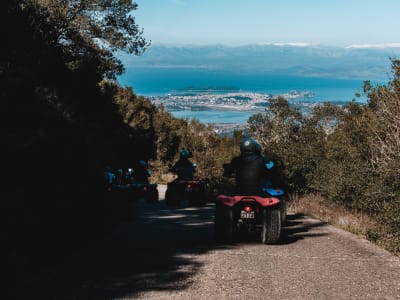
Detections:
186,184,192,189
244,206,252,213
143,186,148,191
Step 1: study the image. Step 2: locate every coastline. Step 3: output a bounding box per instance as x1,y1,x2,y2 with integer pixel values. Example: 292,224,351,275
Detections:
211,123,248,135
151,90,349,127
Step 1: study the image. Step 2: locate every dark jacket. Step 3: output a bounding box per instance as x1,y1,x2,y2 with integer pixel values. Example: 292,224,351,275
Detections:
171,159,196,180
224,152,270,195
134,162,150,184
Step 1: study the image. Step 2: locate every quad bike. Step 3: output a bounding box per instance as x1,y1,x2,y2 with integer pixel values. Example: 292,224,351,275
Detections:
105,183,136,222
214,194,281,244
165,178,209,206
130,183,159,203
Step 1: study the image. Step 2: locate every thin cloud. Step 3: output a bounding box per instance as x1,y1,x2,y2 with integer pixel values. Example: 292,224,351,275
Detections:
346,43,400,49
258,42,312,47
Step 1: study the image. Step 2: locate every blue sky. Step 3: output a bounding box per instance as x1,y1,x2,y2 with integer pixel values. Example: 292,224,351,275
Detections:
133,0,400,47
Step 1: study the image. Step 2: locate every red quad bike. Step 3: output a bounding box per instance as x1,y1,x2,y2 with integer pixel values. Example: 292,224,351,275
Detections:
130,183,159,203
214,194,281,244
165,178,209,206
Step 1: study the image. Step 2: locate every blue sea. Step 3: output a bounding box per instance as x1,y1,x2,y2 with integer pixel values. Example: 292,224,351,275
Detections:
118,68,381,124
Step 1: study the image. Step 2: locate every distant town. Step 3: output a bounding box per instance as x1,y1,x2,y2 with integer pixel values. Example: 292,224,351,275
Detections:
148,90,320,135
149,90,315,112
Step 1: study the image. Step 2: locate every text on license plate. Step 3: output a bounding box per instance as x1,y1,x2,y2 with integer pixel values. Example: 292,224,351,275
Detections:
240,211,255,219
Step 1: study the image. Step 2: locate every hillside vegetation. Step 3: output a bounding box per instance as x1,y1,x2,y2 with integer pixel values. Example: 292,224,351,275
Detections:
3,0,399,293
247,68,400,254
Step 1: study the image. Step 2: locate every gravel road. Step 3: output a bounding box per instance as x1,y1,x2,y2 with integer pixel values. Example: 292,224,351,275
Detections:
20,185,400,299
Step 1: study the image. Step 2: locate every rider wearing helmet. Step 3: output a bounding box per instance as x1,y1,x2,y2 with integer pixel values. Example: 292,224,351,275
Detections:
134,160,151,184
115,168,125,185
170,149,197,180
125,167,135,184
224,138,270,195
103,166,116,189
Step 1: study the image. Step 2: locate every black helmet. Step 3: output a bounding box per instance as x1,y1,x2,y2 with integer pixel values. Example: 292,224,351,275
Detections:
240,138,259,153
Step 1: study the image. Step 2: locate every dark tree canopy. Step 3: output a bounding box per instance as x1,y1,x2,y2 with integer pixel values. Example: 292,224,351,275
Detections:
25,0,149,78
2,2,150,291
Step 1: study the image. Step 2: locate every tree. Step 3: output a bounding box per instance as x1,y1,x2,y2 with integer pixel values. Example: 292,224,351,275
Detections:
366,60,400,182
2,2,149,286
248,96,303,147
112,84,157,160
26,0,149,78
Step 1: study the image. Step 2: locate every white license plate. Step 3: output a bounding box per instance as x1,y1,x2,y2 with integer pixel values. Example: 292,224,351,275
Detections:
240,211,255,219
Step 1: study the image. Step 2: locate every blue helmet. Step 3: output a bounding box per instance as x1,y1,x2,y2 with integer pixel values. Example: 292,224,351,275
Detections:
180,149,190,159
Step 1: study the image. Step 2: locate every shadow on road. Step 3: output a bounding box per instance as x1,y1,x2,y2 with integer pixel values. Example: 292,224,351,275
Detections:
18,204,328,299
18,199,230,299
277,213,329,245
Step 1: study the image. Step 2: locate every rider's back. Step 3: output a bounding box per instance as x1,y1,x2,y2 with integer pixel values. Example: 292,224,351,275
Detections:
134,162,150,184
232,153,268,195
171,159,195,180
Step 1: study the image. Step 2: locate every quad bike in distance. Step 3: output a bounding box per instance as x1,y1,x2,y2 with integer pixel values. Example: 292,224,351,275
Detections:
130,183,159,203
165,178,209,206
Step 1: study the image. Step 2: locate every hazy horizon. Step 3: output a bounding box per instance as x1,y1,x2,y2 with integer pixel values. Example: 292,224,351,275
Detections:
134,0,400,47
119,43,400,83
138,42,400,49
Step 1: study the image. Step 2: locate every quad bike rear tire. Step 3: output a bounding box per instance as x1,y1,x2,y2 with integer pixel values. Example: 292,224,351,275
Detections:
147,188,159,203
279,197,287,224
215,206,233,243
261,208,281,244
165,188,176,206
191,188,207,206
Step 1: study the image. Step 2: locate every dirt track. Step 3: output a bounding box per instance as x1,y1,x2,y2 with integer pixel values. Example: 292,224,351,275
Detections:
19,186,400,299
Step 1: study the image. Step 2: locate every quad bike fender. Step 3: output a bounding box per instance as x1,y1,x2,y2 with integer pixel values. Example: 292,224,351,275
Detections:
216,195,280,207
263,188,285,197
175,179,208,185
130,183,157,189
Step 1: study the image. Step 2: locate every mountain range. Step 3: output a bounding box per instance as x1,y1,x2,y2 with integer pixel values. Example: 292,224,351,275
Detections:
120,44,400,81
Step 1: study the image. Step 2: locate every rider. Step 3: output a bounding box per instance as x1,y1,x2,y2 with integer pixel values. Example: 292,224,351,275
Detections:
115,168,125,185
133,160,151,184
125,168,135,184
170,149,197,180
223,138,270,196
103,166,116,189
